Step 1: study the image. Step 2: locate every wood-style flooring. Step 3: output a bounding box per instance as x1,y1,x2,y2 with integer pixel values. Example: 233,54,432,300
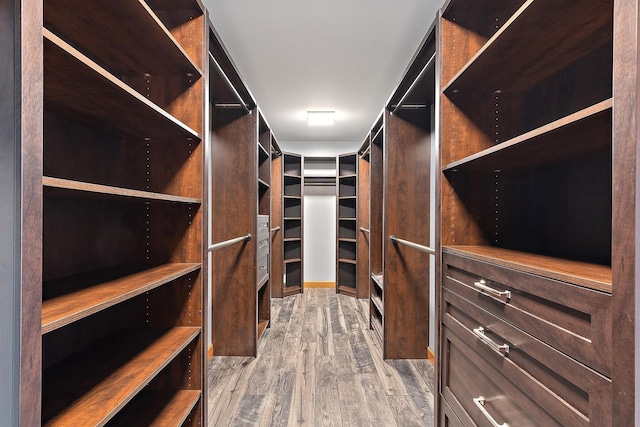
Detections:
207,289,435,426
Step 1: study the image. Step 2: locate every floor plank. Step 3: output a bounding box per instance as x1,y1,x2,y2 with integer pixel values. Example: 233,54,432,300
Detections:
207,289,434,426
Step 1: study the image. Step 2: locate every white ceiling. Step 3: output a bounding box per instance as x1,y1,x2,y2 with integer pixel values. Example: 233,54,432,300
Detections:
204,0,443,147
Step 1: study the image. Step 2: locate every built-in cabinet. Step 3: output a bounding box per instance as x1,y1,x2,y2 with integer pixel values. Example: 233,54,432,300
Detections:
209,25,271,357
364,22,436,360
280,153,304,296
336,153,359,297
435,0,638,425
8,0,208,423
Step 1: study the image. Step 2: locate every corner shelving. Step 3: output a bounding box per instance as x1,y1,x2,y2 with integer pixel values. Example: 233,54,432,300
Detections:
281,153,304,296
336,153,359,297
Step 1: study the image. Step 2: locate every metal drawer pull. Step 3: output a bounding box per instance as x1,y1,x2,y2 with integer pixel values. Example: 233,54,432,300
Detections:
473,396,509,427
474,280,511,302
473,327,509,356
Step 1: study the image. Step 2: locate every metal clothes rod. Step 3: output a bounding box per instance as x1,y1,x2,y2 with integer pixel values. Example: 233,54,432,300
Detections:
209,233,251,252
271,226,281,233
390,235,435,255
208,51,250,114
391,52,436,115
360,227,370,233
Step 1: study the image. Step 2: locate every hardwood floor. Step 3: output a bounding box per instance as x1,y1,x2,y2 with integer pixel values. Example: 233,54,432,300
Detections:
207,289,435,426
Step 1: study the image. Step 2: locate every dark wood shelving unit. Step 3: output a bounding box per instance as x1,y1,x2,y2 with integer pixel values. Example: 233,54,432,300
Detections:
364,21,435,360
209,27,272,357
279,153,304,296
437,1,631,425
107,389,201,427
336,153,359,297
11,0,210,424
270,138,284,298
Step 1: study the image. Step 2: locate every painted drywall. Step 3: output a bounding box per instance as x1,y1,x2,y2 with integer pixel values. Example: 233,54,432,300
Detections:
303,186,337,282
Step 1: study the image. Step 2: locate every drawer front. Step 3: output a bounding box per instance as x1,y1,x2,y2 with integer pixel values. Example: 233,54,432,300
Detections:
442,324,561,427
257,236,270,257
443,287,611,426
443,252,611,376
439,398,467,427
257,253,269,284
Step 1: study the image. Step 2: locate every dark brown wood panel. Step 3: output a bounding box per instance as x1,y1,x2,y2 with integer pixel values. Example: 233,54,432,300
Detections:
382,111,431,359
210,107,257,356
357,154,370,299
108,390,201,426
611,0,639,423
44,0,201,79
44,30,200,142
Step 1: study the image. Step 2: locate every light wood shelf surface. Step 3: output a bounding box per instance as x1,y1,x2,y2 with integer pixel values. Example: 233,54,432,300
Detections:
43,327,200,426
108,390,201,426
43,177,202,204
444,245,612,293
42,263,201,333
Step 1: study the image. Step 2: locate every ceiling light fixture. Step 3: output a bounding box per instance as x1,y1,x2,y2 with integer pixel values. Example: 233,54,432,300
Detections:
307,110,335,126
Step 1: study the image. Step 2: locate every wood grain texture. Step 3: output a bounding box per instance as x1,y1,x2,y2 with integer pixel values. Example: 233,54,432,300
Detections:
611,0,639,423
382,110,431,359
357,155,371,299
207,289,434,426
44,0,201,78
44,30,200,142
42,263,200,333
108,390,201,427
14,0,44,423
42,327,200,425
210,108,258,356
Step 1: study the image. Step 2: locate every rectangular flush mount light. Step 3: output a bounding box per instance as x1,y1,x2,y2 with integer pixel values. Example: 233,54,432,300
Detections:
307,110,335,126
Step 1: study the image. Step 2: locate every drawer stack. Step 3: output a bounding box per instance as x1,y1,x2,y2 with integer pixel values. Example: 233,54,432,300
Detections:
438,0,615,424
441,249,611,426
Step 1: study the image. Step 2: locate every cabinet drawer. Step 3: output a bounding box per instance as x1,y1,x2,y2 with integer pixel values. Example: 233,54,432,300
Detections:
443,323,562,427
257,253,268,285
439,398,467,427
443,287,611,426
257,236,270,257
443,252,611,376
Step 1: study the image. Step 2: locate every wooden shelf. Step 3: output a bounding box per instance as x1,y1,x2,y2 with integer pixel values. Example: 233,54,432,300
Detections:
44,29,201,142
339,173,357,179
257,321,269,340
44,0,202,79
443,245,612,293
284,195,302,199
283,173,302,179
283,286,301,296
443,0,612,94
371,295,384,315
284,216,302,220
42,263,200,334
338,259,357,265
371,125,384,145
443,100,612,172
43,177,202,204
338,286,357,297
283,238,301,242
257,275,269,291
108,390,200,427
338,196,357,200
42,327,200,425
371,273,384,290
258,178,270,189
284,258,302,264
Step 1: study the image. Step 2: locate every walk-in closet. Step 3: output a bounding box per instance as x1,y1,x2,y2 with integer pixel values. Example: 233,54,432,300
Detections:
3,0,638,425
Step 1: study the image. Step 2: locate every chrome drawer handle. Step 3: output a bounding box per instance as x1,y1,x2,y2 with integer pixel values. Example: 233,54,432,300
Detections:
474,280,511,303
473,327,509,357
473,396,509,427
260,265,267,270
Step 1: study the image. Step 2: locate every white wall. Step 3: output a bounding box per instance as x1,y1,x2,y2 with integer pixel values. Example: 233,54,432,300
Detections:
303,186,336,282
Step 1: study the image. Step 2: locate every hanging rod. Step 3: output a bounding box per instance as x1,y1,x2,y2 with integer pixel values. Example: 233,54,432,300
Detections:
209,233,251,252
271,226,281,233
360,227,370,233
390,235,435,255
390,52,436,115
209,51,250,114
